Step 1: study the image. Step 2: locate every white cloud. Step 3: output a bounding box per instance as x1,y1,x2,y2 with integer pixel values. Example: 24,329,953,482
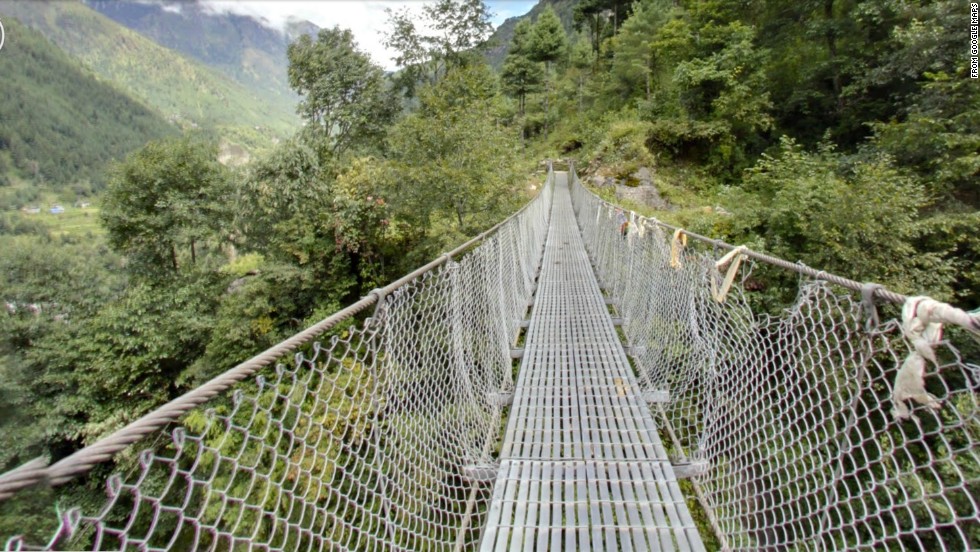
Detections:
197,1,536,70
198,1,433,70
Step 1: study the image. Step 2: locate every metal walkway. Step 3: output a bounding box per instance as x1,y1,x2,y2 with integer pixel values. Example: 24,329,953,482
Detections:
480,173,705,551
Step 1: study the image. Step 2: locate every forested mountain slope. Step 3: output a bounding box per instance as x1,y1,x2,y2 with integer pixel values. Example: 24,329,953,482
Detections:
84,0,317,111
0,17,175,200
0,0,300,151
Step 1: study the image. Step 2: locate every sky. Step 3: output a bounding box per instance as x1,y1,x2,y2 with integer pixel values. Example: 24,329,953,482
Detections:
197,1,537,70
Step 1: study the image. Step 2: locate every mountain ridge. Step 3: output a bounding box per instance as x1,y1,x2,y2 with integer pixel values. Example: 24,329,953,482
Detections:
0,17,176,202
0,0,300,152
83,0,319,111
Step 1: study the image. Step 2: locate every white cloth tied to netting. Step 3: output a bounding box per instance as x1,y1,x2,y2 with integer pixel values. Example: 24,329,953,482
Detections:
892,296,980,419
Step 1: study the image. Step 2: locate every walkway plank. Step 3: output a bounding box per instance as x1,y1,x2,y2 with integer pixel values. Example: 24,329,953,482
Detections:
480,172,705,551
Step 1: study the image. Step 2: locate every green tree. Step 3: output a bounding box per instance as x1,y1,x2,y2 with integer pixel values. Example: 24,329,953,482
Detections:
49,277,220,442
529,6,567,139
383,65,522,242
237,137,390,303
425,0,495,67
866,1,979,207
101,137,232,277
611,0,682,104
530,6,567,69
500,20,544,115
384,0,494,93
502,56,544,117
235,136,324,253
573,0,631,64
638,19,772,174
741,137,951,296
0,233,123,469
287,27,396,156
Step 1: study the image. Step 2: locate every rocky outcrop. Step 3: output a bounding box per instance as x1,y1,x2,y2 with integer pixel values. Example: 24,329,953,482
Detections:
587,166,668,210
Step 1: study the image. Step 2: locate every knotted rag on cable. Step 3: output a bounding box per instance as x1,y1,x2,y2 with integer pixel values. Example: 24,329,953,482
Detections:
892,296,980,420
711,246,749,303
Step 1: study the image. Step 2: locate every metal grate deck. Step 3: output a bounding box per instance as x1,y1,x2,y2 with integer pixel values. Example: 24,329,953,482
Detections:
479,173,706,551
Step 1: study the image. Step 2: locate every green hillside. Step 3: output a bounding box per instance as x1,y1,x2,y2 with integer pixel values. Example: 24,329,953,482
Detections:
85,0,310,110
0,17,176,205
0,0,300,151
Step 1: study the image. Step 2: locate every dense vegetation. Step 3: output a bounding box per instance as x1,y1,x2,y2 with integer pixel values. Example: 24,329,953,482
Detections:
0,0,976,544
0,18,175,204
501,0,977,306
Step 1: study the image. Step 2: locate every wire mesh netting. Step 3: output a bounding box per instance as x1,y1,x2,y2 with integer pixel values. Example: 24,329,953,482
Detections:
1,171,554,551
569,168,979,551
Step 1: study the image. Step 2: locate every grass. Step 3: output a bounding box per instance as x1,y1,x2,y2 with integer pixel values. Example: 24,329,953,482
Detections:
7,191,105,238
36,206,105,238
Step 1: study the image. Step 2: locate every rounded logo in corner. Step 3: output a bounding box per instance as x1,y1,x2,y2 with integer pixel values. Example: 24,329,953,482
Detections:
0,18,5,52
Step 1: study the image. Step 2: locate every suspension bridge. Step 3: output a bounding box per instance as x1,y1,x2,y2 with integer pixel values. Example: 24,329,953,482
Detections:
2,164,978,551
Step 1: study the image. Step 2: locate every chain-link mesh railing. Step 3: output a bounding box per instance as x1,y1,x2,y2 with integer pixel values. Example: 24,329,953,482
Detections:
569,166,979,551
1,168,554,551
5,161,977,551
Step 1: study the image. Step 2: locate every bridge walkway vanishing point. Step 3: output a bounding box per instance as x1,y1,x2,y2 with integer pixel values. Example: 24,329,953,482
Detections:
480,173,705,551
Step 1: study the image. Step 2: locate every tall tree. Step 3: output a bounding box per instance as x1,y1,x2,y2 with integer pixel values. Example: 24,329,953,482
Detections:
611,0,680,103
573,0,632,66
869,0,980,207
501,20,543,115
530,6,567,73
384,0,494,94
426,0,495,66
287,27,396,156
101,137,231,277
383,65,522,236
529,7,568,138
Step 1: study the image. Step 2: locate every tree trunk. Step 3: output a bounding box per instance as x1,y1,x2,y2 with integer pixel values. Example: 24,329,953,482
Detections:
170,245,179,271
824,0,842,111
645,68,651,103
191,240,197,264
544,61,551,140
